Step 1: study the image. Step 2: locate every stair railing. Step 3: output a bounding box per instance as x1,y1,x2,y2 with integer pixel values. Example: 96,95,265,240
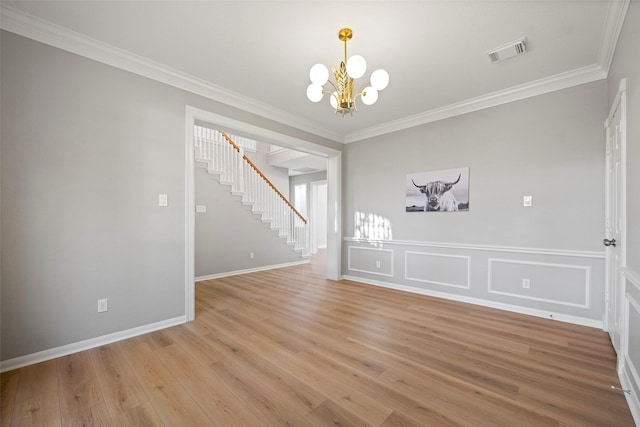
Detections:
194,126,309,255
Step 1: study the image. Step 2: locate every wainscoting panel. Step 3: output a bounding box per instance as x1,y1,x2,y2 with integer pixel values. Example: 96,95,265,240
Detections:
622,269,640,424
488,258,591,308
343,238,605,326
405,251,470,289
626,292,640,380
347,246,394,277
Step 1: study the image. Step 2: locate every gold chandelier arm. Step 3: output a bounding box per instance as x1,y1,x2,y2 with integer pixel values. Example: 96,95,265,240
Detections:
354,81,371,98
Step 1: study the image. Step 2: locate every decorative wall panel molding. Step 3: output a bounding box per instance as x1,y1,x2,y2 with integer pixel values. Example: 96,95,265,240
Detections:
623,291,640,423
623,266,640,293
347,246,394,277
488,258,591,308
340,274,603,329
405,251,470,289
343,238,604,325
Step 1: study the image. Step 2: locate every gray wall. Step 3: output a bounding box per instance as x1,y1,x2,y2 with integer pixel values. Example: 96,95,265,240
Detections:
0,31,338,362
194,138,300,278
608,1,640,417
194,165,302,278
342,81,608,323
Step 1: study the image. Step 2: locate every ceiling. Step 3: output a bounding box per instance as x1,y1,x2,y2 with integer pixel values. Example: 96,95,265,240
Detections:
0,1,628,144
267,146,328,176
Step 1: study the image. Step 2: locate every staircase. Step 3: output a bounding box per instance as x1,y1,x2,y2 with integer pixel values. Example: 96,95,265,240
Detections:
194,126,310,257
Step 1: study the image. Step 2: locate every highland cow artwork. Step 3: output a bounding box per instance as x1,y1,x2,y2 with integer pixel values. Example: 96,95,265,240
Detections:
406,167,469,212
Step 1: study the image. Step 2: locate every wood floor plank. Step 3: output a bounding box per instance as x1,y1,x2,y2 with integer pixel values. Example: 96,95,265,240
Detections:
207,356,311,426
86,344,149,418
108,402,164,427
516,383,632,427
208,329,326,412
378,365,559,427
152,340,266,426
305,398,372,427
380,410,459,427
0,251,634,426
57,352,110,427
0,367,20,427
119,336,214,426
161,324,221,367
10,360,61,427
243,332,395,426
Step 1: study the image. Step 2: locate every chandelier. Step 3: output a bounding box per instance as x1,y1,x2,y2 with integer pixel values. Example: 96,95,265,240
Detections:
306,28,389,117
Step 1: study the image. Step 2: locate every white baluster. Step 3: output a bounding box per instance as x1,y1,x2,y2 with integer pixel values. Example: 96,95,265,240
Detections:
261,180,266,216
225,143,230,183
217,138,223,172
194,128,309,255
246,166,250,200
194,126,201,158
269,191,274,222
214,133,219,165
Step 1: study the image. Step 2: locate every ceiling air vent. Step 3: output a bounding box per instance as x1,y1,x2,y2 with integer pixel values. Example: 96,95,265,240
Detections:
487,37,527,63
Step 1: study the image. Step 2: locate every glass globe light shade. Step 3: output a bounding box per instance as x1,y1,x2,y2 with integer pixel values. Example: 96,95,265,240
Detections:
346,55,367,79
309,64,329,85
329,91,339,109
307,83,324,102
370,69,389,91
361,87,378,105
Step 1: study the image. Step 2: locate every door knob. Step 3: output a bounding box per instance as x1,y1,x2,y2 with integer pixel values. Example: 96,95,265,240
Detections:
603,238,617,247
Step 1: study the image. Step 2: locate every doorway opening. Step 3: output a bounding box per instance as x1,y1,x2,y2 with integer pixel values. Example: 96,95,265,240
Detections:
184,106,342,321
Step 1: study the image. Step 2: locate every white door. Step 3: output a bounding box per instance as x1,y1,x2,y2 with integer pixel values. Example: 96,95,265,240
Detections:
604,80,626,354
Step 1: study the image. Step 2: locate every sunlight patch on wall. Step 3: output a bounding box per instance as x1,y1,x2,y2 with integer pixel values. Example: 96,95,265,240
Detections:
354,211,393,241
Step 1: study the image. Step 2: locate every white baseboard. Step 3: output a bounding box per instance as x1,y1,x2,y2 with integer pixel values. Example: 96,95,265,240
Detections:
341,275,603,329
0,315,187,373
196,259,309,282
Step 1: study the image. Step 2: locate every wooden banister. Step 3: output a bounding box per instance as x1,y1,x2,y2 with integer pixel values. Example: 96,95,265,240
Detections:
221,132,242,153
220,132,307,224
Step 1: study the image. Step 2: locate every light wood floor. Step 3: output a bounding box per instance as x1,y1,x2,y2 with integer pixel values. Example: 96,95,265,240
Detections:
1,251,635,426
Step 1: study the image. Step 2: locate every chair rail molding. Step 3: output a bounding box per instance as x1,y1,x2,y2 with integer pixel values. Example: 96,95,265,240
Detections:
343,237,605,259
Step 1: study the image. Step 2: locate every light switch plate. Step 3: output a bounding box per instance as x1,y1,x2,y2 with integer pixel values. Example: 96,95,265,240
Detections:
523,195,532,207
159,194,168,207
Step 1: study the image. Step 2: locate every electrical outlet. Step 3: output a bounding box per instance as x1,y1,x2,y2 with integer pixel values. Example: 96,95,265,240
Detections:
97,298,108,313
522,278,530,289
250,252,254,259
375,260,381,268
523,195,532,207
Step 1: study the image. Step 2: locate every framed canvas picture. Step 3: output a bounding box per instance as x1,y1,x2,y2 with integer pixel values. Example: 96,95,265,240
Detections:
406,167,469,212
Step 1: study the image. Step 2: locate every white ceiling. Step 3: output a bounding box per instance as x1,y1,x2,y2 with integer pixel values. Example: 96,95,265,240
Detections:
1,1,629,144
268,147,328,176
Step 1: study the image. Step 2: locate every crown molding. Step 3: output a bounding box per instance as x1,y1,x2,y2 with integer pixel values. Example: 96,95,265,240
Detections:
344,0,628,143
344,63,607,143
0,5,343,143
1,2,629,145
597,0,631,72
